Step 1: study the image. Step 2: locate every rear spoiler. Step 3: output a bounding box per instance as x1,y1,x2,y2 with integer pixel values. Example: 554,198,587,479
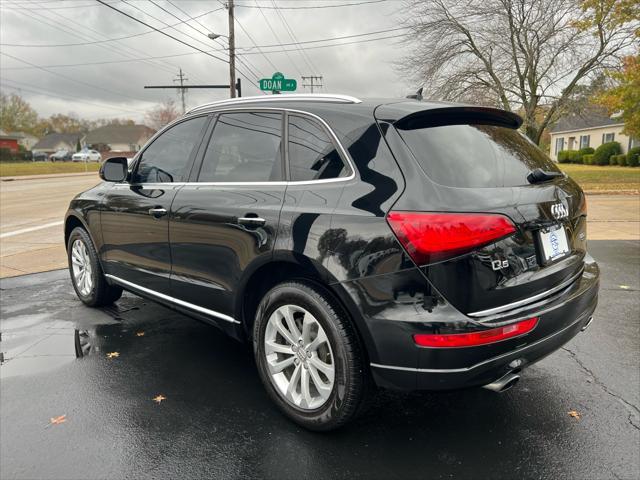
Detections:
394,106,523,130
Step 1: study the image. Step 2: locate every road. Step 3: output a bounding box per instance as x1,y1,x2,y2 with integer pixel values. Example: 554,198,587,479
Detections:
0,240,638,479
0,173,639,278
0,174,99,277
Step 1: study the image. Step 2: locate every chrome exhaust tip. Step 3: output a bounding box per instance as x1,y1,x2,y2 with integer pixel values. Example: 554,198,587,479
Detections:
482,372,520,393
581,316,594,332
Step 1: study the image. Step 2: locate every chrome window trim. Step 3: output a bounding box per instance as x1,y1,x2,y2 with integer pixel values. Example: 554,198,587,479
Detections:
370,312,589,374
114,107,357,187
468,269,583,318
187,94,362,114
105,274,240,324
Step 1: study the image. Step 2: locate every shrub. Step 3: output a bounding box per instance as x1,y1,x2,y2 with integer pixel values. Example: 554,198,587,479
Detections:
557,150,582,163
610,154,626,165
576,147,594,163
582,154,595,165
627,146,640,167
593,141,621,166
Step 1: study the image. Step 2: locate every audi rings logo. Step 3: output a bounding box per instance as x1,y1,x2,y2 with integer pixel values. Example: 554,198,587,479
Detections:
551,203,568,220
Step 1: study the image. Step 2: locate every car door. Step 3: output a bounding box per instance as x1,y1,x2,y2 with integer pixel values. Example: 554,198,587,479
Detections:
100,114,210,295
169,111,286,319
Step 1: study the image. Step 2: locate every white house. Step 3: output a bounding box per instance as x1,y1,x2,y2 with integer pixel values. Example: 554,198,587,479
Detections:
549,109,638,161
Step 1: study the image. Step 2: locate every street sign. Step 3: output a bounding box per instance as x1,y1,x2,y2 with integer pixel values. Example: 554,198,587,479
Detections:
259,72,297,92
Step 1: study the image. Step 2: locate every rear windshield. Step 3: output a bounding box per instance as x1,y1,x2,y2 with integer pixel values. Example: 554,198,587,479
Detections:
396,124,560,188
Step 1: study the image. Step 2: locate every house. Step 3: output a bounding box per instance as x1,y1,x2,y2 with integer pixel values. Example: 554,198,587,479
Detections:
16,132,40,150
0,130,21,153
84,124,155,154
549,108,639,161
0,130,39,152
32,133,83,154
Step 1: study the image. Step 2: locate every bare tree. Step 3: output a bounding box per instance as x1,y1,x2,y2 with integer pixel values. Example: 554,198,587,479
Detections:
398,0,637,143
145,99,180,131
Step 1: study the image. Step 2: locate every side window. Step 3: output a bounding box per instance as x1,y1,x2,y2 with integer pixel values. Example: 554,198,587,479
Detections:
288,115,349,181
134,116,207,183
198,112,282,182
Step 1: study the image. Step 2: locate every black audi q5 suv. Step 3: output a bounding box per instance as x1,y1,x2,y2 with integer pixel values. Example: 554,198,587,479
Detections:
65,94,599,430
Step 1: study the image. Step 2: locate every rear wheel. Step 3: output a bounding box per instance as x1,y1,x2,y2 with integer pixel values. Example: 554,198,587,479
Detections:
67,226,122,307
253,281,368,431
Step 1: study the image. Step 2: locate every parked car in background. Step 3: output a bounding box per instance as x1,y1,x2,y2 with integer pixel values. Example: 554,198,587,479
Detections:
64,94,599,431
72,150,101,162
32,151,48,162
50,149,73,162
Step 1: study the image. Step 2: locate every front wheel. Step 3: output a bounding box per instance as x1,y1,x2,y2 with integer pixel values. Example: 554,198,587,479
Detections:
253,281,369,431
67,227,122,307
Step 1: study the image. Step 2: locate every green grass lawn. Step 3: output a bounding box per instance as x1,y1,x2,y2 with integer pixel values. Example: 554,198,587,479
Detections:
0,161,638,192
560,164,640,192
0,161,101,177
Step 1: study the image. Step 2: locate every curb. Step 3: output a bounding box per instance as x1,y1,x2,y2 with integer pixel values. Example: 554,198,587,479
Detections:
584,190,639,195
1,171,99,182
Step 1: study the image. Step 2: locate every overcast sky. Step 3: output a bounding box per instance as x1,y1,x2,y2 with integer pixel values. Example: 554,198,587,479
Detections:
0,0,413,123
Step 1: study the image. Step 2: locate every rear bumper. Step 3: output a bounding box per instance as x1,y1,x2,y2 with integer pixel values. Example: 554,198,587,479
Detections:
339,256,599,391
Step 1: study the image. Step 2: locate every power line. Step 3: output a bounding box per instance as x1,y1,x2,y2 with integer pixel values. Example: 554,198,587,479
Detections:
0,7,225,47
4,0,183,80
1,31,409,70
93,0,259,88
0,51,152,104
148,0,263,82
0,77,149,115
235,0,389,10
234,15,278,72
252,0,303,78
269,0,320,76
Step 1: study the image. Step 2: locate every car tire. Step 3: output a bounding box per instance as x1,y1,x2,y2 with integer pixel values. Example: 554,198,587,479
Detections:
253,281,370,431
67,226,122,307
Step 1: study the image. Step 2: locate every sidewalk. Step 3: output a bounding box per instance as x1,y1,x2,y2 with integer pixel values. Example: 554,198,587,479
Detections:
1,171,99,182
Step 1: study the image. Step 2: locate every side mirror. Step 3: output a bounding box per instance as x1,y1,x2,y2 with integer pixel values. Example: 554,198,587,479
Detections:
99,157,128,182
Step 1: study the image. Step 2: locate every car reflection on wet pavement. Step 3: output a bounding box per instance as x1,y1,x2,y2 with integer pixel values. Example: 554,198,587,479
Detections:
0,241,638,480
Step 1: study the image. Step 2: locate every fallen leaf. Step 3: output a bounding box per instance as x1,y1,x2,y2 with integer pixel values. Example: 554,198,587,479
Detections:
106,352,120,359
135,332,145,337
619,285,631,290
153,394,166,404
568,410,581,419
49,415,67,426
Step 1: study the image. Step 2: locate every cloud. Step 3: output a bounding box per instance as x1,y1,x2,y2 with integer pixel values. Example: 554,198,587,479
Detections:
0,0,413,122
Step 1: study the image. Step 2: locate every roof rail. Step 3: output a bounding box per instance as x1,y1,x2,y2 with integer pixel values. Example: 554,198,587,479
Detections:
187,93,362,113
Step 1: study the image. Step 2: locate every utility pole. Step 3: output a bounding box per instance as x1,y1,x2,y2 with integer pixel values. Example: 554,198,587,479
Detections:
227,0,236,98
145,70,241,103
174,68,188,113
302,75,323,93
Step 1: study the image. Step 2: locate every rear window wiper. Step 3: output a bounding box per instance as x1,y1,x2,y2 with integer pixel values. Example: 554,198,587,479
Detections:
527,168,565,184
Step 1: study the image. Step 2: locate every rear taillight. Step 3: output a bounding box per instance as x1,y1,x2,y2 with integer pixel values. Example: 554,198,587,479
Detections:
386,211,516,265
413,317,539,348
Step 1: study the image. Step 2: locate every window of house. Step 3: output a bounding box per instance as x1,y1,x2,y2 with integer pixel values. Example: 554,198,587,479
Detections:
555,137,564,155
579,135,590,149
135,116,208,183
630,137,639,149
603,133,615,143
288,114,350,181
198,112,283,182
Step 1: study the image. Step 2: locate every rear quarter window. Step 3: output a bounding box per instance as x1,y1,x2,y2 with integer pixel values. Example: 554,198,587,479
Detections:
396,124,560,188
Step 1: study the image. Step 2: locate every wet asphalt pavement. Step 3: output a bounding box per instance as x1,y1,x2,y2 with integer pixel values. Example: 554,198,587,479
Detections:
0,240,638,480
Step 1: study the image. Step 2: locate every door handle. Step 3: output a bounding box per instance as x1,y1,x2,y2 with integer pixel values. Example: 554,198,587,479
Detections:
237,216,266,227
148,207,167,218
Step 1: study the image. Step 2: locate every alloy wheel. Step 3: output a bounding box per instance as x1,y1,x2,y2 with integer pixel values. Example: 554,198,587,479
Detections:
70,239,93,296
264,304,335,410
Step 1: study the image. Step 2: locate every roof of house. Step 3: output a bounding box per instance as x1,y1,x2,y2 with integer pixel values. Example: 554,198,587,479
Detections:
84,125,155,145
0,129,23,140
32,133,81,150
550,108,624,134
